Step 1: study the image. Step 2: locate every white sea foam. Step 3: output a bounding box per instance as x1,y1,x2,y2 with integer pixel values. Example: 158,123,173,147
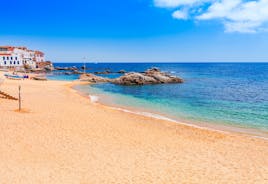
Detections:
107,106,230,133
89,95,99,103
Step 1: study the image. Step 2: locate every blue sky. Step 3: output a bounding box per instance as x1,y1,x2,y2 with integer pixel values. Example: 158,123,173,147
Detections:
1,0,268,62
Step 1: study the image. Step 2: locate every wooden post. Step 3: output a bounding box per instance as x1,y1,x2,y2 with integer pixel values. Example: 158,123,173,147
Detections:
83,57,86,74
19,85,21,111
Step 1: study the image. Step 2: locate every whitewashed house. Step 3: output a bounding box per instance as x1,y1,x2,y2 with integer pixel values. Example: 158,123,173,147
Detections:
0,46,46,68
0,46,22,67
34,51,45,62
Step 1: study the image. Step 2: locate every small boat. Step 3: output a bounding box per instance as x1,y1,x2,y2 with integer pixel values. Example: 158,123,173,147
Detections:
32,76,47,81
4,74,24,80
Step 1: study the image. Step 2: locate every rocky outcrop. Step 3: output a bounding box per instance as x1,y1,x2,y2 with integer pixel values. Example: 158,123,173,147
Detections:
73,70,84,74
55,66,77,71
79,73,111,83
94,70,111,75
64,72,73,75
112,68,183,85
112,72,157,85
117,70,126,74
37,61,54,71
79,68,183,85
94,69,126,75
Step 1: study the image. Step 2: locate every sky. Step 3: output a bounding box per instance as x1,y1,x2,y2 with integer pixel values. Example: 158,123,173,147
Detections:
1,0,268,62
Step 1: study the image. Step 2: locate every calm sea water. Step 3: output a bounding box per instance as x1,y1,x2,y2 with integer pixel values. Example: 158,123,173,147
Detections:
49,63,268,133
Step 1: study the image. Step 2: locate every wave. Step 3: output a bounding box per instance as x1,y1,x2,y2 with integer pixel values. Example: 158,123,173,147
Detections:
89,95,99,103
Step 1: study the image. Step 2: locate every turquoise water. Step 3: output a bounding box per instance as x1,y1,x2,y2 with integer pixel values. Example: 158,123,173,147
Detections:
51,63,268,133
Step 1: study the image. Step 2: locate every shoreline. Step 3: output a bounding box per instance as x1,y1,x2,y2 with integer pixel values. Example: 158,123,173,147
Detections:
1,74,268,183
1,69,268,139
71,83,268,140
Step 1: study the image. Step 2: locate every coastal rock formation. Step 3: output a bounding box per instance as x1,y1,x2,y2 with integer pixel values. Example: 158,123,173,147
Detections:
118,70,126,74
37,61,54,71
79,68,183,85
94,70,111,75
112,68,183,85
94,69,126,75
79,73,111,83
73,70,84,74
81,66,92,70
55,67,69,70
64,72,73,75
113,72,157,85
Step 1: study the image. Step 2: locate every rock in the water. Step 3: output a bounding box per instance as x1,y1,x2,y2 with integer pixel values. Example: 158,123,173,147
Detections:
55,67,65,70
113,68,183,85
113,72,157,85
69,66,78,71
73,70,83,74
64,72,73,75
147,67,160,73
79,73,111,83
94,70,111,75
79,68,183,85
37,61,54,71
118,70,126,74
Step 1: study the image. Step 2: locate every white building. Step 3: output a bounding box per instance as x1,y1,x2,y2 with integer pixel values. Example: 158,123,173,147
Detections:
34,51,45,62
0,46,22,67
0,46,46,68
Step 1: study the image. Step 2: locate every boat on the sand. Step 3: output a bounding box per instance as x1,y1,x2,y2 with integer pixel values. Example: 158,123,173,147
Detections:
4,74,25,80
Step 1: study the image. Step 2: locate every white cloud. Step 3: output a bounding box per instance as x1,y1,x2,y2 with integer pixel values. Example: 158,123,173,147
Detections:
154,0,268,33
224,21,262,33
197,0,241,20
154,0,205,7
172,10,188,20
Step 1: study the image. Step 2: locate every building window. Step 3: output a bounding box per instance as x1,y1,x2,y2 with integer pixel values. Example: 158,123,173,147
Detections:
14,61,16,65
10,61,12,65
7,57,9,60
17,61,19,64
0,48,8,51
11,57,13,60
3,56,5,60
15,57,18,60
4,61,6,65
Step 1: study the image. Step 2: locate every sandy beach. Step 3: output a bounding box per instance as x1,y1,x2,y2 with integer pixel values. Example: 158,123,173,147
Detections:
0,73,267,183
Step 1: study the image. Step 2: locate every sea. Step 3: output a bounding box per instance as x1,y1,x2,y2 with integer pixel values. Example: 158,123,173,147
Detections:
47,63,268,136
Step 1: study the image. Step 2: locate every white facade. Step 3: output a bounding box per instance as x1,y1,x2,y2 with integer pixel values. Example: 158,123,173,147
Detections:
0,46,45,68
35,51,45,62
0,47,23,67
23,50,36,68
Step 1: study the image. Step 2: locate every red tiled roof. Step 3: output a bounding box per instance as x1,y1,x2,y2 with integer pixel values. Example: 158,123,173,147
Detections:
0,46,45,56
35,50,44,56
16,46,27,50
35,50,44,54
0,53,11,56
0,46,14,51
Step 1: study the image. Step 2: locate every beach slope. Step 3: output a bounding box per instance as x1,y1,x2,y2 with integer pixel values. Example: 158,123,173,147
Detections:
0,76,267,183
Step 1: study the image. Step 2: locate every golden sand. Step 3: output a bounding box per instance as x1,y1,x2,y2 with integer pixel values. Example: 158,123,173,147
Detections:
0,73,267,183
